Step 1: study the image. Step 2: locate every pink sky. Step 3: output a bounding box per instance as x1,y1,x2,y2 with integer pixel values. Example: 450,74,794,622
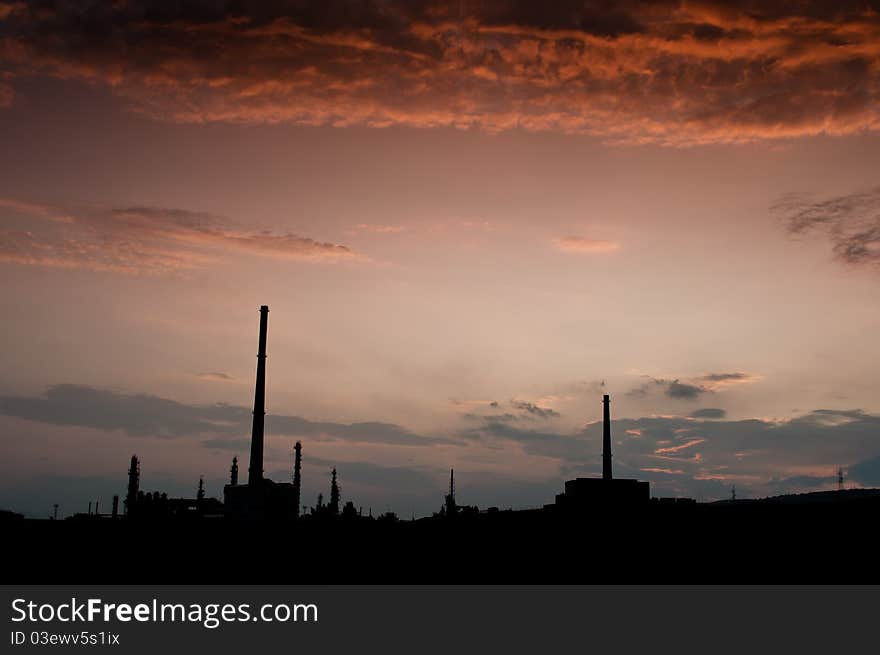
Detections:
1,1,879,516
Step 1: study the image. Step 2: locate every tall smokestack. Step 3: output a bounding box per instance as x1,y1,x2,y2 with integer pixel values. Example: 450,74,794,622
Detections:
292,441,302,519
248,305,269,485
602,394,612,480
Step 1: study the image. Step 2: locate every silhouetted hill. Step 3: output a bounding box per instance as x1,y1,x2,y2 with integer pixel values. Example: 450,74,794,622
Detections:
711,488,880,505
7,495,880,584
0,509,24,521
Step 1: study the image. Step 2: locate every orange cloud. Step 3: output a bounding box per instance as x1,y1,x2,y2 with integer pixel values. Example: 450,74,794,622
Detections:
553,236,620,253
641,467,684,475
1,2,879,145
655,438,706,454
696,372,762,391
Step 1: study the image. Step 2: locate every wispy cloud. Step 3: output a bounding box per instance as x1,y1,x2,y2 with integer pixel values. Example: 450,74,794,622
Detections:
351,224,406,234
510,399,561,419
0,198,364,275
628,372,760,400
196,372,236,382
697,372,761,389
655,438,705,455
775,187,880,267
457,397,563,422
553,236,620,253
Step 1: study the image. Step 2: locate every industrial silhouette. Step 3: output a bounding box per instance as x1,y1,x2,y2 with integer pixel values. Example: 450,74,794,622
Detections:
292,441,302,519
125,454,139,515
116,305,655,522
444,469,456,516
223,305,301,520
5,304,880,583
230,456,238,486
553,394,650,510
329,468,340,516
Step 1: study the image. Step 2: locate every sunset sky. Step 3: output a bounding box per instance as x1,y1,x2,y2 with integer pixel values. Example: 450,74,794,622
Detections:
2,1,880,517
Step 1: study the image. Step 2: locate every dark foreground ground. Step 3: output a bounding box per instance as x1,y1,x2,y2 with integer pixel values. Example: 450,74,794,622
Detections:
6,494,880,583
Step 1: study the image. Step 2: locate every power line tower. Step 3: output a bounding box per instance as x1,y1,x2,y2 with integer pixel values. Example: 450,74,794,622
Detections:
838,467,844,491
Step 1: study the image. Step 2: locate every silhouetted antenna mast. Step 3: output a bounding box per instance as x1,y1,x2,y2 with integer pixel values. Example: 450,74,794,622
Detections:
197,475,205,501
838,467,844,491
731,485,736,502
52,503,58,521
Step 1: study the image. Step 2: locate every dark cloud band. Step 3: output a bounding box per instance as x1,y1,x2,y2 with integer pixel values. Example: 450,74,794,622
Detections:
0,384,456,446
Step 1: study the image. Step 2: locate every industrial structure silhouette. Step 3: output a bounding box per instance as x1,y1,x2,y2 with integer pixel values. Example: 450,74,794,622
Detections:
21,303,880,523
111,304,659,522
5,304,880,583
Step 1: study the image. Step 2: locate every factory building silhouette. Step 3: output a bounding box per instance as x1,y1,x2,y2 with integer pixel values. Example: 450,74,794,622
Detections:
121,305,367,521
114,303,653,523
552,395,650,510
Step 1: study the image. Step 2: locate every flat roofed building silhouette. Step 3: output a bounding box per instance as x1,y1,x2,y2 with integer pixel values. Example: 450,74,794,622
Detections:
554,394,650,509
